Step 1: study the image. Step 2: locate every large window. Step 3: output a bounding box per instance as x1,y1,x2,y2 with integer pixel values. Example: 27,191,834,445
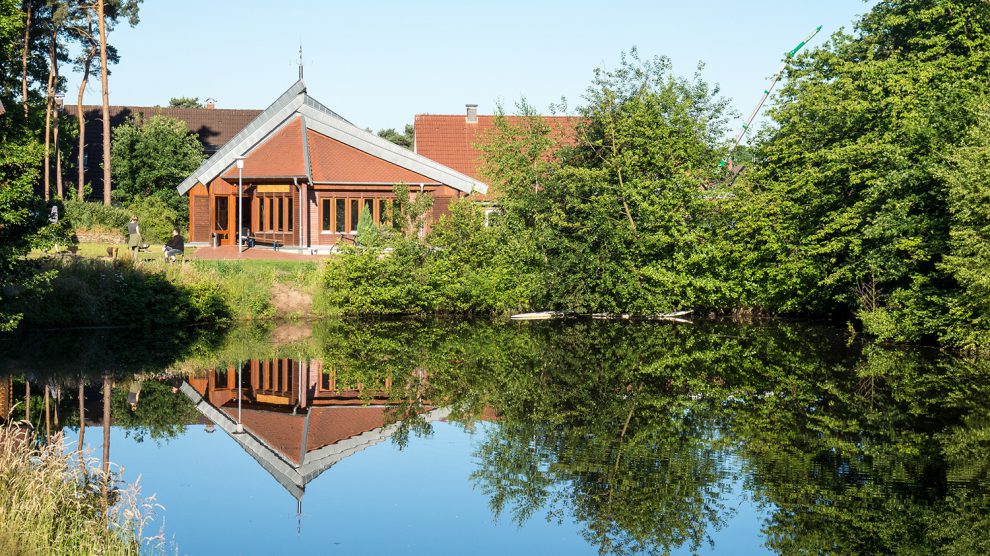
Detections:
255,192,294,235
319,196,391,234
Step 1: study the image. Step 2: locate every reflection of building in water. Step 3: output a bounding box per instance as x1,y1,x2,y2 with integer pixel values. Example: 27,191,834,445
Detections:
0,375,12,422
180,359,447,507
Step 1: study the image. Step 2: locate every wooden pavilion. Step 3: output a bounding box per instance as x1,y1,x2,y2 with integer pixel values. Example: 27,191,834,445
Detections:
176,79,488,250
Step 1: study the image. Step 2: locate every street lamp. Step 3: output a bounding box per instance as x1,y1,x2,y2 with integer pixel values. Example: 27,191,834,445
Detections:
235,156,245,254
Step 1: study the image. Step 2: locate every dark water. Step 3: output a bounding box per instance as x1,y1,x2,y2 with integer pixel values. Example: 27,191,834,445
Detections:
2,319,989,555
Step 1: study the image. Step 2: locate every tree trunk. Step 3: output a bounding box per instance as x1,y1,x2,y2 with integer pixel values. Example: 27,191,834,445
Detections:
43,29,55,201
78,381,86,471
101,376,111,522
77,46,95,199
97,0,111,206
21,3,31,118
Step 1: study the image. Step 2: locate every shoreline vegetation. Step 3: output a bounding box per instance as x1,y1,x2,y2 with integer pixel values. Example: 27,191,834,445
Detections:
0,425,164,555
3,2,989,354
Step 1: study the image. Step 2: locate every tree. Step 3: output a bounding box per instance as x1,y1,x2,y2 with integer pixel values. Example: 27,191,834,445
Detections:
110,114,204,217
740,0,990,343
482,51,734,314
939,97,990,349
67,0,130,200
167,96,202,108
94,0,139,206
376,123,414,149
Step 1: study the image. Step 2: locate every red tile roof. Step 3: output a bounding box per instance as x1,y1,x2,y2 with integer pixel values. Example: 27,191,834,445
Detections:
222,116,306,180
413,114,582,182
219,405,391,465
308,131,437,184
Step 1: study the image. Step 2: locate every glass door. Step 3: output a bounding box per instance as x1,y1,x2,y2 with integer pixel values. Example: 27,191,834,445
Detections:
213,196,232,245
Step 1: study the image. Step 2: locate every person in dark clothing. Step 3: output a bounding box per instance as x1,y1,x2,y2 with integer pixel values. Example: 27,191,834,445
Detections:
163,228,184,262
127,216,142,257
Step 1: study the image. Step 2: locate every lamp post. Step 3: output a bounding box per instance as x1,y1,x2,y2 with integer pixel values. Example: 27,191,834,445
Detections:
235,360,244,434
235,156,245,254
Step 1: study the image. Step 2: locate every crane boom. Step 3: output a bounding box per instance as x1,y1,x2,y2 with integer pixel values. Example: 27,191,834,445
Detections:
721,25,822,167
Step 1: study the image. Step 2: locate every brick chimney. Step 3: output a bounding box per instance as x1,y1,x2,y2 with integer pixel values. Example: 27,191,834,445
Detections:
206,100,216,110
465,104,478,123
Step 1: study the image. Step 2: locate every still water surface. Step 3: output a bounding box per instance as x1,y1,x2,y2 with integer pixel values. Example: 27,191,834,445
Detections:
2,319,988,555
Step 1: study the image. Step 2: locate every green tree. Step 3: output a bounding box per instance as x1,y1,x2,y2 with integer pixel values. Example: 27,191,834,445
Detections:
377,123,414,149
110,113,204,218
939,97,990,350
740,0,990,343
167,96,202,108
482,51,735,313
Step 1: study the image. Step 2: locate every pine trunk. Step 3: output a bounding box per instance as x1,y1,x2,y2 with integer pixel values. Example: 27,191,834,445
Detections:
97,0,111,206
43,30,55,201
76,47,94,199
20,3,30,117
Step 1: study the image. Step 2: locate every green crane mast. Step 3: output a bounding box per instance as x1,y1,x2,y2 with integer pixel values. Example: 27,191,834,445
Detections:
720,25,823,168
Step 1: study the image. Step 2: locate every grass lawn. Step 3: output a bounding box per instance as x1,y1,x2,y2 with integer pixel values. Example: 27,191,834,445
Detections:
30,242,199,260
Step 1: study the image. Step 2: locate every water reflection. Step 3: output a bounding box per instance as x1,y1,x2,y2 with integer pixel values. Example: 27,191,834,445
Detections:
1,320,989,554
181,360,445,507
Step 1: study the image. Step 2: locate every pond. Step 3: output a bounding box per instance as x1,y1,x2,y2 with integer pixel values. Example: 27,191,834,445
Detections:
2,319,989,555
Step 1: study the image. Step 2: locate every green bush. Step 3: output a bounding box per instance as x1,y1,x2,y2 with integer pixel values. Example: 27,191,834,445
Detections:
319,201,538,316
64,199,183,244
63,199,129,232
15,258,230,328
128,196,183,244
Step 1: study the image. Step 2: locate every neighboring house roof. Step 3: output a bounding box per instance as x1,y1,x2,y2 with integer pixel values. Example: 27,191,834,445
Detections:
413,113,582,182
177,80,488,196
78,104,262,153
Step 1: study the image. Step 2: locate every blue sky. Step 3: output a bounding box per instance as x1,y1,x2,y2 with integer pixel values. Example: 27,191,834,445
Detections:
67,0,876,132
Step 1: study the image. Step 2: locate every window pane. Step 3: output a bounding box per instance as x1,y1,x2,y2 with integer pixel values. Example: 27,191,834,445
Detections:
259,198,265,231
379,199,388,225
215,197,228,231
350,199,358,232
363,199,373,219
268,198,274,231
322,199,330,231
335,199,345,233
276,198,283,232
288,199,294,232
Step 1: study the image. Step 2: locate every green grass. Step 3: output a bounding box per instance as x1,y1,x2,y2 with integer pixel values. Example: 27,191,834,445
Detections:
30,242,199,259
0,426,166,555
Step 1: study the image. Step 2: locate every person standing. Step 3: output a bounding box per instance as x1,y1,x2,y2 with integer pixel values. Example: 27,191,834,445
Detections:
127,216,141,257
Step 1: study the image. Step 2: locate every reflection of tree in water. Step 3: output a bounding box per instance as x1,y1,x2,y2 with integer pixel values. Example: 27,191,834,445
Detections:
426,321,990,555
2,319,989,554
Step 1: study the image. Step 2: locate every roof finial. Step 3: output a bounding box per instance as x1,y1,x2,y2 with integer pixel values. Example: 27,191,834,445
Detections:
298,45,304,80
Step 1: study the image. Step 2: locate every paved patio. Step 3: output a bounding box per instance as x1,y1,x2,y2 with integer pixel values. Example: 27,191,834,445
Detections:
189,245,333,261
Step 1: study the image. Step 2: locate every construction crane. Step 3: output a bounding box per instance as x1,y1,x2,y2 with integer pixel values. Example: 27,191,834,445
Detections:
720,25,823,170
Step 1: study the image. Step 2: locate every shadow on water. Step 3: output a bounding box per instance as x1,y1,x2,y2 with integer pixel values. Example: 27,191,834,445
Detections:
1,319,989,554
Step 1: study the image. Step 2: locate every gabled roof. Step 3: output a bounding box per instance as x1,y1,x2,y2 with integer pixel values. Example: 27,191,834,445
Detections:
414,114,582,182
177,80,488,195
178,381,450,502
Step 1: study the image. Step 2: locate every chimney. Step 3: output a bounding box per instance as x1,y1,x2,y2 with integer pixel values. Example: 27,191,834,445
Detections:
206,100,216,110
465,104,478,123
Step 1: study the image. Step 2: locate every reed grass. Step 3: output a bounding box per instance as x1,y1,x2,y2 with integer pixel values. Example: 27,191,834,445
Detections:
0,424,168,555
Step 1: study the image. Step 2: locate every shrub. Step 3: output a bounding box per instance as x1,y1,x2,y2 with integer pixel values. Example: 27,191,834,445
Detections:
64,199,130,233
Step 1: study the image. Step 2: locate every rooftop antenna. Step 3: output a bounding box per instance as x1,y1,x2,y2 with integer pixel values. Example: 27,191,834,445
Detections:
298,45,304,80
720,25,823,168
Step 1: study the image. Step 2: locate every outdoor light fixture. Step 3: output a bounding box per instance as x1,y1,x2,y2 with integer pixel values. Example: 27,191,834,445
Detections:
235,156,246,254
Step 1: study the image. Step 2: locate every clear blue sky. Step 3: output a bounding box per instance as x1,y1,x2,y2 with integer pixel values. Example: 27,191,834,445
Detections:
67,0,876,132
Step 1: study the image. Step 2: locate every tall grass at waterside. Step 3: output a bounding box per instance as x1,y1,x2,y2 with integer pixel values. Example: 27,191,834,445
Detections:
0,425,167,555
